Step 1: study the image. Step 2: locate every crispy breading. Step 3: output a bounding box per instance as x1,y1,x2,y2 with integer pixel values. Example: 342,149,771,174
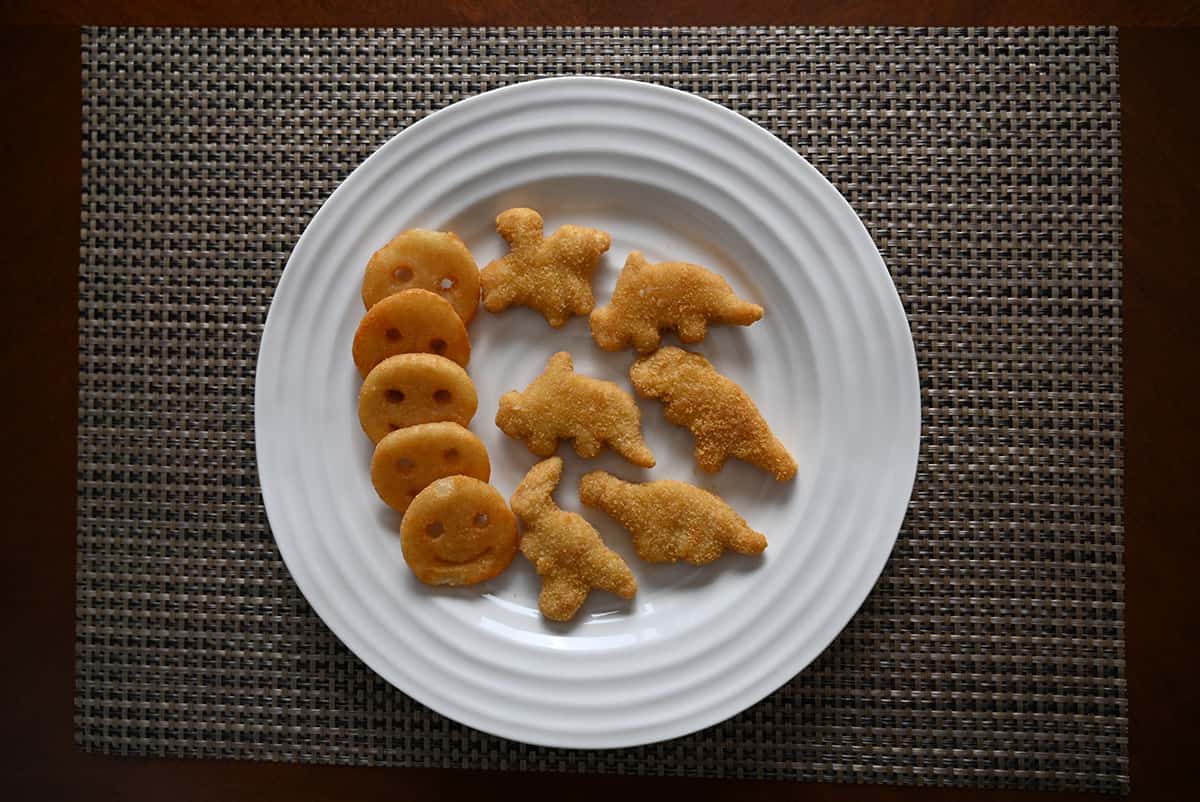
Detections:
480,208,611,327
510,458,637,621
496,351,655,468
579,471,766,565
590,252,762,353
630,347,796,481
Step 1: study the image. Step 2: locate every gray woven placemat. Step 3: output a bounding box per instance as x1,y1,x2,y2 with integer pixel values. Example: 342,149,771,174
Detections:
77,27,1126,793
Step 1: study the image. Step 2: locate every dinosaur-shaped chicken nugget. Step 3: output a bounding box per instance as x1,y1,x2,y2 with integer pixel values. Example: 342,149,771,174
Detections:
511,458,638,621
480,208,611,327
590,252,763,353
630,347,797,481
579,471,767,565
496,351,655,468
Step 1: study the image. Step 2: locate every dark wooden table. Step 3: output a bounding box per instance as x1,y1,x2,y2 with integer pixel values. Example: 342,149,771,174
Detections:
3,3,1197,800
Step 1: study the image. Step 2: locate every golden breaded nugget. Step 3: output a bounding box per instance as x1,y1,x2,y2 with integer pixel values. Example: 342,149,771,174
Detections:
400,476,518,586
370,422,490,512
511,458,637,622
362,229,481,323
496,351,654,468
352,288,470,377
630,347,797,481
358,353,478,443
590,252,763,353
479,208,611,327
580,471,767,565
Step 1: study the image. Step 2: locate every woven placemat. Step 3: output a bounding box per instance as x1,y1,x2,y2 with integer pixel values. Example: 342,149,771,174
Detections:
77,27,1126,792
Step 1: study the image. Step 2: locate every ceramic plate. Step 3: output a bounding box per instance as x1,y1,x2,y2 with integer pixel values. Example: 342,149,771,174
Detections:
255,77,920,748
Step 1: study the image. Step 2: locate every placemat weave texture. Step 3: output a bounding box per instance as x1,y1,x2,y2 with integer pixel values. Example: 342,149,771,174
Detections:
77,27,1125,792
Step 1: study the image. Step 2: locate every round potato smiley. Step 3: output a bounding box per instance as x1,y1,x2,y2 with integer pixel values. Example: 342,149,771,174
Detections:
362,229,481,323
352,288,471,377
400,475,518,586
370,421,490,513
358,353,478,443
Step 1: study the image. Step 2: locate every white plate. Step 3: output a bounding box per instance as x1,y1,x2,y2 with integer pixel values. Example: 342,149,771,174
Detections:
255,77,920,749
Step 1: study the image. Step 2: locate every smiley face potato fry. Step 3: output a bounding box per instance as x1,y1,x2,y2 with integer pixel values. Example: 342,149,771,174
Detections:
370,421,491,513
352,288,471,377
358,353,478,443
361,228,481,323
400,476,519,586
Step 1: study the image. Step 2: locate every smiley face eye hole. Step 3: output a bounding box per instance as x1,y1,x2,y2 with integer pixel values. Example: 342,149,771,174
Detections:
443,448,459,463
393,266,414,283
438,276,456,291
433,389,451,404
472,513,489,528
425,521,444,538
385,328,402,342
429,338,447,354
396,457,414,473
385,389,405,403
